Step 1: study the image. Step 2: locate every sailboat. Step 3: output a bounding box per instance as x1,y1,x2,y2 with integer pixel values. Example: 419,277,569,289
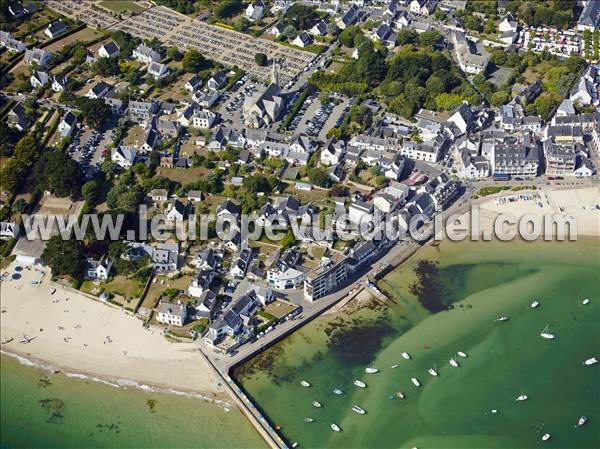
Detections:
516,391,528,401
401,352,411,360
353,380,367,388
300,380,311,387
457,351,468,358
330,424,341,432
577,416,588,426
411,377,421,387
582,298,590,305
531,300,540,308
396,391,405,399
391,364,399,369
312,401,322,408
540,325,555,339
332,388,344,395
449,358,459,367
351,405,366,415
541,433,551,441
365,367,379,374
496,315,509,322
304,417,314,423
583,357,598,366
428,366,439,376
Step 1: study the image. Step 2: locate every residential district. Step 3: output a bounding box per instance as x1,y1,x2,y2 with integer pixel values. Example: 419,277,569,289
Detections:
1,0,599,360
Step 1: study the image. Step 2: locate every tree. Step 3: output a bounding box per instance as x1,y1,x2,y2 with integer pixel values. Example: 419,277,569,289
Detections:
81,180,100,205
282,25,297,40
308,167,329,187
280,230,296,250
166,46,182,61
182,49,206,73
396,29,418,46
94,57,120,77
339,25,360,48
282,4,318,30
235,17,251,32
41,234,86,278
419,30,444,47
213,0,244,19
77,98,111,128
491,90,510,107
34,151,83,198
435,93,464,111
243,175,273,193
255,53,268,66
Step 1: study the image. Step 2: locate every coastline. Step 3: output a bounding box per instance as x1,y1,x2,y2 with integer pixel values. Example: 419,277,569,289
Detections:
0,266,230,405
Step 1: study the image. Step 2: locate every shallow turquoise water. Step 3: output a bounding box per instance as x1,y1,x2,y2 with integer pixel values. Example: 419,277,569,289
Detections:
235,240,600,449
0,355,267,449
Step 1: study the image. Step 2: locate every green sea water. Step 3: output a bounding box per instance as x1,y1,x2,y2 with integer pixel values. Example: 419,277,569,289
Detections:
0,355,267,449
234,239,600,449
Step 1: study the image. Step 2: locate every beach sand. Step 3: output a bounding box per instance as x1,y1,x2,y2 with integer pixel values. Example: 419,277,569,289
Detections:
0,265,228,401
451,185,600,239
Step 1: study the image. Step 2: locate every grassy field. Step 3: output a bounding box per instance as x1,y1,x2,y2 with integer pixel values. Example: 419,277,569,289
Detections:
156,166,211,185
44,28,103,52
100,0,146,13
264,300,296,319
142,274,194,310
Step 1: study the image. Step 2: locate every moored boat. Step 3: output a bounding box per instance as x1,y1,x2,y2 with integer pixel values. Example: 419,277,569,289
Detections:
428,367,438,376
300,380,311,387
365,367,379,374
391,364,399,369
516,394,528,401
582,298,590,305
496,316,509,322
411,377,421,387
332,388,344,395
396,391,405,399
577,416,588,426
541,433,551,441
304,417,314,423
531,300,539,308
449,359,459,367
457,351,468,358
540,325,555,339
330,424,341,432
351,405,366,415
401,352,411,359
583,357,598,366
353,380,367,388
312,401,322,408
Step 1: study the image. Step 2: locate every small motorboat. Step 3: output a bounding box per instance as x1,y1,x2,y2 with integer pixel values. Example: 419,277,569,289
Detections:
396,391,405,399
401,352,411,360
531,300,539,308
292,443,298,448
332,388,344,395
353,380,367,388
582,298,590,305
491,409,498,414
449,359,459,368
583,357,598,366
300,380,311,387
496,316,509,322
365,367,379,374
411,377,421,387
457,351,468,358
577,416,588,426
312,401,322,408
50,287,56,295
428,367,438,377
304,417,314,423
351,405,366,415
516,394,528,401
330,424,341,432
541,433,551,441
391,364,399,369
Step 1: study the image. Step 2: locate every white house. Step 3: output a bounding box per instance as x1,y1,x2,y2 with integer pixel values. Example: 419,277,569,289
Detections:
310,20,328,37
185,75,203,92
85,80,112,100
156,301,186,327
132,44,161,64
321,138,345,165
98,41,120,58
267,267,305,290
167,199,186,221
208,71,227,91
111,146,137,168
148,62,169,79
248,285,275,306
271,23,284,38
191,109,217,129
498,13,518,33
86,255,112,280
45,21,66,39
459,150,489,180
51,74,68,92
30,70,49,89
246,1,265,21
0,221,19,239
348,201,372,225
292,31,314,48
58,110,77,137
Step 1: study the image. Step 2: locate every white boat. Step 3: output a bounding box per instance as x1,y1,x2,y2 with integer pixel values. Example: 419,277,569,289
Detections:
428,368,438,377
391,364,399,369
496,316,509,322
491,409,498,414
411,377,421,387
300,380,311,387
582,298,590,305
312,401,322,408
577,416,588,426
396,391,405,399
19,335,32,344
541,433,551,441
449,359,459,367
401,352,411,360
457,351,468,358
516,394,528,401
531,301,539,308
330,424,341,432
351,405,366,415
304,417,314,423
540,325,555,340
365,367,379,374
583,357,598,366
353,380,367,388
332,388,344,395
292,443,298,448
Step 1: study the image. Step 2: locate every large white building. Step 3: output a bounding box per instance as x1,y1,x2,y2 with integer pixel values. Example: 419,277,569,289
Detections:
156,301,186,327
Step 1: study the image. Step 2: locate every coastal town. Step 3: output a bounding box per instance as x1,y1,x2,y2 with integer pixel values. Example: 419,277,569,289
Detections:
0,1,599,448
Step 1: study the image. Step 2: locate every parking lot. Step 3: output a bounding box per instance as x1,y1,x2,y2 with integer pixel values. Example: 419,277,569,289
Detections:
68,121,114,178
219,78,265,127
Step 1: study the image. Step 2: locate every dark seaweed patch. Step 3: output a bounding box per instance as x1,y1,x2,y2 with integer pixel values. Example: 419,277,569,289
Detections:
39,398,65,424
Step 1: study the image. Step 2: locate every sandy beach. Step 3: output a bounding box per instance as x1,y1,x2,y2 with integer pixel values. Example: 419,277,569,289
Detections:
457,185,600,238
0,265,228,402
